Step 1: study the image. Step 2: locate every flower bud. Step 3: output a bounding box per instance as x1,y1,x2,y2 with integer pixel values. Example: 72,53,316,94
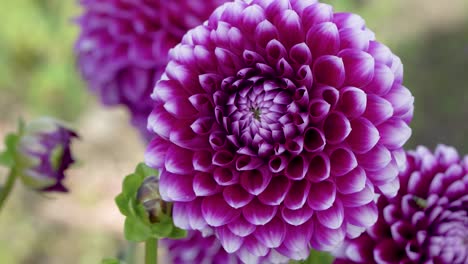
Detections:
136,176,170,223
16,117,78,192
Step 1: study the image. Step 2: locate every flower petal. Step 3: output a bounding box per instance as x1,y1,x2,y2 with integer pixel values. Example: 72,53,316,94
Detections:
202,194,240,227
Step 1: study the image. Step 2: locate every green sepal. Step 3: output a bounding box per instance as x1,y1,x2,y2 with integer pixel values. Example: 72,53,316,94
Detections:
116,163,187,242
101,258,124,264
291,249,334,264
124,216,152,242
0,133,19,168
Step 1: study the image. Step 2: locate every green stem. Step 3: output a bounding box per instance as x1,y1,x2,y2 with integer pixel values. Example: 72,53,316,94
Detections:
145,238,158,264
0,169,17,213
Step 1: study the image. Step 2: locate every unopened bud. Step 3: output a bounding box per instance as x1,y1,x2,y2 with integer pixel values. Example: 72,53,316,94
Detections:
136,176,170,223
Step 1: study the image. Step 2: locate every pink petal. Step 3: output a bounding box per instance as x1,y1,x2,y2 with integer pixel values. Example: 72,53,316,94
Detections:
193,172,219,196
339,86,367,119
340,49,375,87
159,170,196,202
308,99,331,123
202,194,240,227
345,202,378,227
304,127,326,152
330,147,358,176
308,180,336,210
384,85,414,117
243,198,277,225
323,112,351,144
378,119,412,150
148,108,175,139
302,3,334,32
236,155,264,171
216,226,244,253
333,12,365,29
306,22,340,57
192,150,213,172
316,200,344,229
281,205,314,226
240,167,272,195
357,144,392,171
347,117,380,154
363,63,394,95
310,222,346,251
254,20,279,49
228,215,256,237
285,155,307,180
289,42,312,65
367,160,399,185
276,9,303,48
172,202,191,229
223,184,254,209
336,167,366,194
313,55,345,87
363,95,394,125
339,28,371,51
367,41,393,66
284,180,311,210
213,167,239,186
165,145,194,174
258,175,291,206
255,217,287,248
268,155,289,173
340,183,375,207
241,5,265,36
306,153,331,182
145,136,170,168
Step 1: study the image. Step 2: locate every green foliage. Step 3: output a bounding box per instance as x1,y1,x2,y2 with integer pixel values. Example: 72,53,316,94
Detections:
291,250,334,264
0,133,20,168
101,258,124,264
115,163,187,242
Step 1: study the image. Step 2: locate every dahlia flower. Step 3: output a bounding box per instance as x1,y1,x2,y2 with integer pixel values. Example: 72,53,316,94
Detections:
334,145,468,264
146,0,414,261
75,0,229,140
16,118,77,192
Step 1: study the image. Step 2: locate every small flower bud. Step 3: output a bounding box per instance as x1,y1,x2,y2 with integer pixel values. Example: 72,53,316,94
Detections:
16,117,78,192
136,176,170,223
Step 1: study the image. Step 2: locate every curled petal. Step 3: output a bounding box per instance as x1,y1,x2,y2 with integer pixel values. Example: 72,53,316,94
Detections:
255,217,287,248
236,155,264,171
228,215,256,237
145,136,170,168
285,155,308,180
268,155,289,173
345,202,378,227
306,154,331,182
330,148,358,176
258,175,290,206
202,194,240,227
302,3,334,32
347,117,380,154
308,180,336,210
243,198,277,225
160,171,195,202
339,27,371,51
340,183,375,207
276,9,303,48
333,12,365,29
216,226,244,253
384,85,414,117
316,200,344,229
368,41,393,66
289,42,312,65
340,49,375,87
254,20,279,49
308,99,331,123
378,119,412,150
193,171,220,196
192,150,213,172
304,127,326,153
313,55,345,87
306,22,340,57
357,144,392,171
240,168,272,195
323,112,351,144
165,145,194,174
363,63,394,95
363,95,394,125
310,222,346,251
284,180,311,210
336,167,367,194
281,206,314,226
339,86,367,119
223,184,254,209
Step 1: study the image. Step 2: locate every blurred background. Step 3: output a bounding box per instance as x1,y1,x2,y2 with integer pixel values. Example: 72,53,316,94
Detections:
0,0,467,263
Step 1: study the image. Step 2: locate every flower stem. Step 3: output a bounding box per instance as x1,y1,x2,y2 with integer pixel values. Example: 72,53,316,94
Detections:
145,238,158,264
0,169,17,213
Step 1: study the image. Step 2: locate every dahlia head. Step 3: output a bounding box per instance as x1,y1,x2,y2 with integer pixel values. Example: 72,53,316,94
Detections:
145,0,414,261
75,0,229,140
334,145,468,264
15,118,78,192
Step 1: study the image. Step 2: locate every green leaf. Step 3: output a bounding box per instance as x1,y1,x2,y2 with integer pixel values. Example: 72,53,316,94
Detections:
167,226,188,239
101,258,123,264
150,217,173,238
124,216,151,242
0,151,13,167
0,133,19,168
292,249,334,264
135,163,158,178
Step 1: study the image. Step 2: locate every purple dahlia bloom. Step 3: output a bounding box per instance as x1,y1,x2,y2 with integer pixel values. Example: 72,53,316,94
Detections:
334,145,468,264
16,118,78,192
75,0,229,140
145,0,414,261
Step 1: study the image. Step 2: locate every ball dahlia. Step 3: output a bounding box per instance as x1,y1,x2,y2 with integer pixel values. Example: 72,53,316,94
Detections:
334,145,468,264
145,0,414,261
75,0,228,140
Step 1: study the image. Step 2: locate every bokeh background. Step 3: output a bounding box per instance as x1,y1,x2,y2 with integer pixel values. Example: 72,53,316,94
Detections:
0,0,467,263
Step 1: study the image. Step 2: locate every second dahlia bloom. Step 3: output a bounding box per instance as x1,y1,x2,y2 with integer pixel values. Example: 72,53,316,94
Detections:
16,118,78,192
334,145,468,264
75,0,228,140
146,0,414,261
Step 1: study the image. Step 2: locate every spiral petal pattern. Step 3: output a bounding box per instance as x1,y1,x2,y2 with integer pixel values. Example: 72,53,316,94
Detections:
146,0,414,261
